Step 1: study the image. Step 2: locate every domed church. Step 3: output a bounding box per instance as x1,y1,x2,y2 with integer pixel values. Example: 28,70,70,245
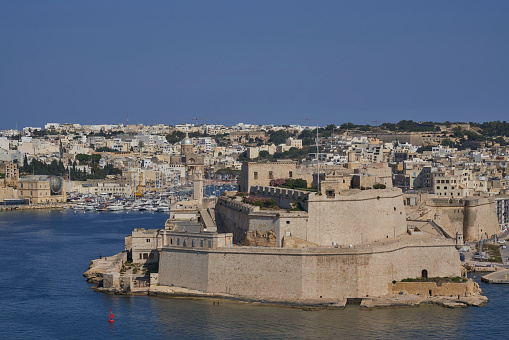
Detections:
169,133,205,178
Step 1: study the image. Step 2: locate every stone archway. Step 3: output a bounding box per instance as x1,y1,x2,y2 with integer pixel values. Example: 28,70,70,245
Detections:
421,269,428,278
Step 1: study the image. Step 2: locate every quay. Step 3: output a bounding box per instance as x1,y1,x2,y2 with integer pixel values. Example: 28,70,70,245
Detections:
0,203,68,211
481,269,509,284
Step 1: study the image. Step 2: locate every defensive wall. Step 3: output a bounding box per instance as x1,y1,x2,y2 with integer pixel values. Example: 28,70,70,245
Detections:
390,280,480,297
158,238,460,301
216,186,407,247
215,196,279,245
427,197,499,241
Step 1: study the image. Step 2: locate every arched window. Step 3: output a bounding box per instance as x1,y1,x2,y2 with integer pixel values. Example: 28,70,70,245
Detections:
422,269,428,278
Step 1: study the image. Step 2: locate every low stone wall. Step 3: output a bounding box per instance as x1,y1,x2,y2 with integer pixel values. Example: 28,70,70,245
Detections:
390,279,481,297
0,203,69,211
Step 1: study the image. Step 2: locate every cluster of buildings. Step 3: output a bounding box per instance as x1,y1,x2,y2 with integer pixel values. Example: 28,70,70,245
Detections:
3,120,504,303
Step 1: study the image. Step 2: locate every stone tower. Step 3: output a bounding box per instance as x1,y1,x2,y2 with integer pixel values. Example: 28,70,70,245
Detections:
192,170,203,204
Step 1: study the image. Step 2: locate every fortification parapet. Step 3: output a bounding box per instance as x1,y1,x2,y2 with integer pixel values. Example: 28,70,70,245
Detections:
217,196,260,214
429,196,493,207
250,185,313,200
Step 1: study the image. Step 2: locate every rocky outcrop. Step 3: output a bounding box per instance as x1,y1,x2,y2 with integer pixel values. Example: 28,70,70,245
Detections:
240,230,277,247
360,294,488,309
83,252,126,284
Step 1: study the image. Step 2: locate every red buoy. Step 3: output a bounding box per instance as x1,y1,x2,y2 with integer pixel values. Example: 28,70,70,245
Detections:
109,309,114,323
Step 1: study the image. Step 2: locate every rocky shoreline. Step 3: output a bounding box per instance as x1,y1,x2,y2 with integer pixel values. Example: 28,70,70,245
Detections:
360,294,488,308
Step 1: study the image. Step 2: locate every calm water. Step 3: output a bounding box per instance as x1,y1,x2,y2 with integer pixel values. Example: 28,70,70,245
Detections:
1,210,509,339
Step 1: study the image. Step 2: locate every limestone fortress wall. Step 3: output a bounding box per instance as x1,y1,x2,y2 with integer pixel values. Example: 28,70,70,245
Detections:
158,238,460,301
215,187,407,247
427,197,499,242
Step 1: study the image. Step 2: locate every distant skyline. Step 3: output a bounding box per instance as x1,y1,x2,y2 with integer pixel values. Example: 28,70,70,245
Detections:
1,1,508,130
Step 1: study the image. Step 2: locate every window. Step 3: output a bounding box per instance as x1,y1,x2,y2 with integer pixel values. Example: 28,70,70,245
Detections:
254,172,258,180
208,240,212,248
143,253,148,259
146,239,151,242
269,171,273,179
192,240,195,247
177,238,180,245
139,253,142,259
200,240,204,247
289,171,293,178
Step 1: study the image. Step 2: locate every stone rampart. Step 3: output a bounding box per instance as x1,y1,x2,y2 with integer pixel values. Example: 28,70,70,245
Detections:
215,187,407,247
304,188,406,246
390,279,480,297
215,196,277,244
427,196,499,241
249,186,312,209
158,238,460,301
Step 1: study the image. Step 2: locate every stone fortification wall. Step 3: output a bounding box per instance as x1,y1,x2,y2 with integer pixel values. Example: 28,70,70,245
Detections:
158,238,460,301
215,197,277,245
305,188,406,246
390,280,481,297
428,197,499,241
250,186,310,210
216,187,407,247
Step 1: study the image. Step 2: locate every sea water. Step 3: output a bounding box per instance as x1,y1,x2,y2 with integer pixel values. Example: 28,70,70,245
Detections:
1,209,508,339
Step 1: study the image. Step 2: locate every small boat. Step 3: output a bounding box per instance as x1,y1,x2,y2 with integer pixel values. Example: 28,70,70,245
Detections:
107,203,124,211
95,204,108,212
73,203,86,210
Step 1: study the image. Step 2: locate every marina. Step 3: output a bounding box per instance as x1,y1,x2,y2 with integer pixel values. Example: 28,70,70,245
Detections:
65,183,237,213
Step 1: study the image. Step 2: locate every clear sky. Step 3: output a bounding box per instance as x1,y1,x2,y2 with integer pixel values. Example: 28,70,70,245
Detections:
1,0,508,130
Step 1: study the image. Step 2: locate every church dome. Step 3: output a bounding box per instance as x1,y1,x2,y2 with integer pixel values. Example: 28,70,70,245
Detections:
181,133,193,145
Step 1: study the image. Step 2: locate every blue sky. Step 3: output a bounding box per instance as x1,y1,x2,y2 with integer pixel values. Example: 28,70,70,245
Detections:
1,1,508,130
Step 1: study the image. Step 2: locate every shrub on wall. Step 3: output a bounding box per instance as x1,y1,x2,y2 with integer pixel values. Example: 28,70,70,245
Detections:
242,195,277,209
270,178,308,190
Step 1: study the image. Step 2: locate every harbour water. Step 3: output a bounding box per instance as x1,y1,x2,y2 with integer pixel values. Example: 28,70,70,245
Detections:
1,209,509,339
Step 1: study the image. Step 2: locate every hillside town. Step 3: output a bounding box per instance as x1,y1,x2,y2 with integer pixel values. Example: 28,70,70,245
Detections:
1,121,508,222
39,119,505,307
